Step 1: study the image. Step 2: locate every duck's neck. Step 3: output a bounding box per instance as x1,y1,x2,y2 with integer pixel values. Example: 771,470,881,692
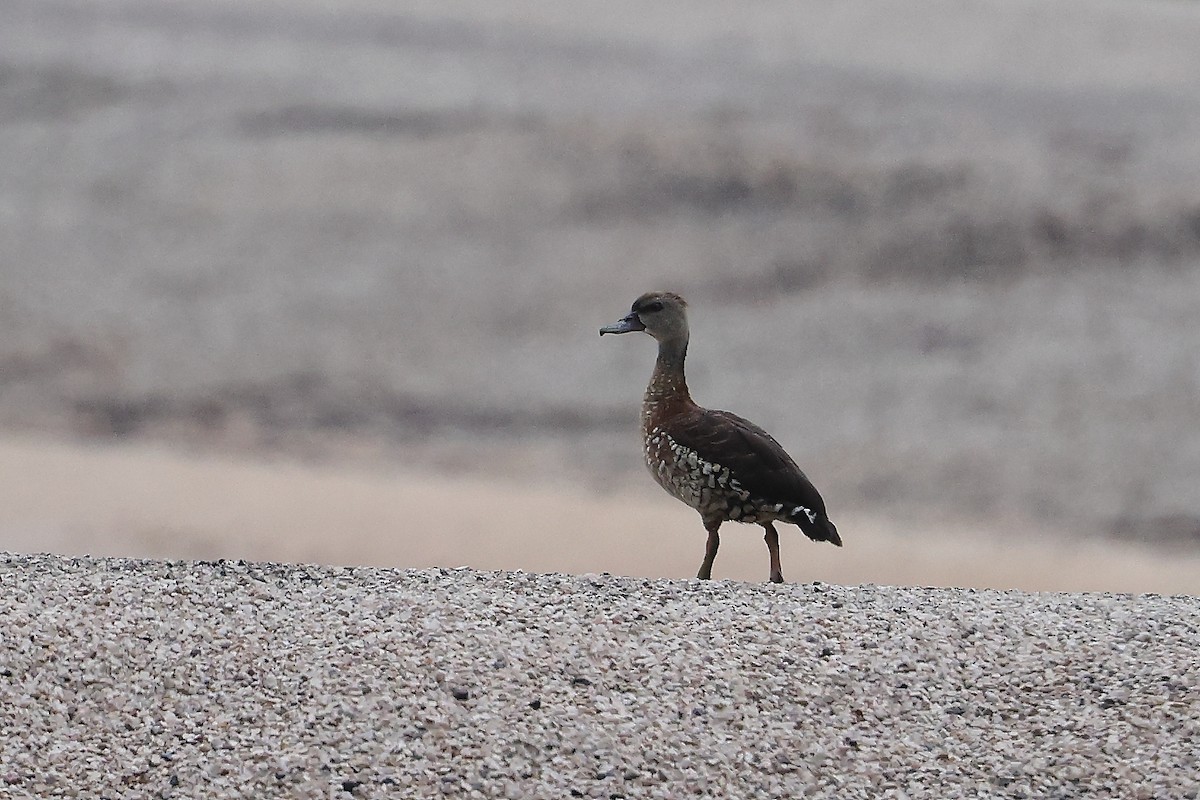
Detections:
643,336,693,428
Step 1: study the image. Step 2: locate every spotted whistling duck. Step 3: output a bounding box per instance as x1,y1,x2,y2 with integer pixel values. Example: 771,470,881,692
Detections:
600,291,841,583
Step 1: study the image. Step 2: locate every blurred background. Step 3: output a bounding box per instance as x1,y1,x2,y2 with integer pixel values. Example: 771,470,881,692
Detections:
3,0,1199,592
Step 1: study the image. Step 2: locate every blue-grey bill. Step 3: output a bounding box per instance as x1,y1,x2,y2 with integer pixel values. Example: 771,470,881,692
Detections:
599,314,645,335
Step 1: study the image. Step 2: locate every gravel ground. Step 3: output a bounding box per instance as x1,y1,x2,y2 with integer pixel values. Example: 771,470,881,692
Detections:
2,553,1197,799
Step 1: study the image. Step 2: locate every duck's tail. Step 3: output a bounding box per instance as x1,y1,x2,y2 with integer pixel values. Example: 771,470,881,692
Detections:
787,505,842,547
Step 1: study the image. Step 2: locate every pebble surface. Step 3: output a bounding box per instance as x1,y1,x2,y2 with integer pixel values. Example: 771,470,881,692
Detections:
1,553,1197,799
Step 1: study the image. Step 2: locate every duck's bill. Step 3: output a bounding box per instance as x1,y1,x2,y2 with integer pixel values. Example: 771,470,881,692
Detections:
599,313,646,335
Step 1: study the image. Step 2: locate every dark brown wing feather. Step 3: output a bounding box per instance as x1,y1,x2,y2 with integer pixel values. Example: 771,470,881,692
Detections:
687,409,827,512
667,408,840,543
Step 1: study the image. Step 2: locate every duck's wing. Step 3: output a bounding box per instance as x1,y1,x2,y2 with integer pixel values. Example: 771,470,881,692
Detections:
667,408,826,514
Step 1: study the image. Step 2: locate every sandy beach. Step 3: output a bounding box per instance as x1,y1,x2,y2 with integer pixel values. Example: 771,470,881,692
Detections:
3,435,1197,595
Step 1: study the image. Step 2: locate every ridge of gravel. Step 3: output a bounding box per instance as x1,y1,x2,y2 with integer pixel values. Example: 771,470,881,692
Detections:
1,552,1198,799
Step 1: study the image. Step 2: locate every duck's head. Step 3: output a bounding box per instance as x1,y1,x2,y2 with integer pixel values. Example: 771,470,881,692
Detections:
600,291,689,342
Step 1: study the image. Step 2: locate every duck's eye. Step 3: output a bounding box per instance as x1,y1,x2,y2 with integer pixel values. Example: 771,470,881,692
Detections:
643,301,664,313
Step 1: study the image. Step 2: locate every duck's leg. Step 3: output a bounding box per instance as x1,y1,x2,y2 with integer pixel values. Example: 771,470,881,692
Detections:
762,522,784,584
697,518,722,580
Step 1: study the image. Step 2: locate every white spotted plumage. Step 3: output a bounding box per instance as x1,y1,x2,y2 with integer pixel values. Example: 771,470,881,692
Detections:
644,427,804,526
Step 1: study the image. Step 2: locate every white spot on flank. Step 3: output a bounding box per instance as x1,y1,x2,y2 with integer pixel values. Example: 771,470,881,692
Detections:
793,506,817,524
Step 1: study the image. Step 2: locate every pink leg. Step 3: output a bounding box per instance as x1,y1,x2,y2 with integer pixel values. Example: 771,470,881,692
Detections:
697,520,721,580
763,522,784,583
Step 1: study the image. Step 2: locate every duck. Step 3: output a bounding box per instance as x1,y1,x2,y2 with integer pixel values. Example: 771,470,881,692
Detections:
600,291,841,583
